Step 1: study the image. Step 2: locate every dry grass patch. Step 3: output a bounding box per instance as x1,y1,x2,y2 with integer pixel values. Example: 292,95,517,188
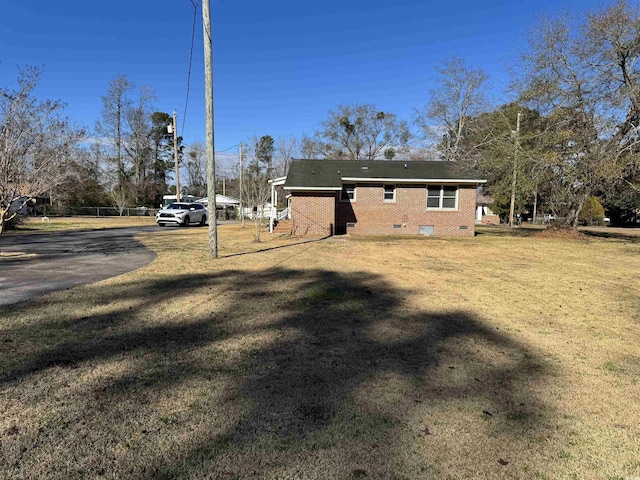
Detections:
1,224,639,479
0,252,37,260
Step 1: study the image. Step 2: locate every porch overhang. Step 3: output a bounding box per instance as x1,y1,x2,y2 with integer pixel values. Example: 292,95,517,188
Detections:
268,176,287,186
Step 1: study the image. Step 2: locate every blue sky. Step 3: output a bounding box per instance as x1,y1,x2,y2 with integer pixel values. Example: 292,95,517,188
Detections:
0,0,610,165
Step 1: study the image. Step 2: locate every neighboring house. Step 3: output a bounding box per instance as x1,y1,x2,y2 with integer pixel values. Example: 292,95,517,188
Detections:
2,183,49,217
6,196,30,216
275,159,486,237
476,191,500,225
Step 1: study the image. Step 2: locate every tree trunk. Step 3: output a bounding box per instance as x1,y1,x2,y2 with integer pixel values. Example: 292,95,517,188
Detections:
254,215,261,242
0,207,19,236
571,193,590,229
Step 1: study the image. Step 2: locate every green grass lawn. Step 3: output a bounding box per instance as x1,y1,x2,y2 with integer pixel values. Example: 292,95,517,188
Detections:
1,224,639,479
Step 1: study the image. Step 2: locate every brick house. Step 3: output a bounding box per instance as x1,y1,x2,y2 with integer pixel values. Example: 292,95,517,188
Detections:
274,159,486,237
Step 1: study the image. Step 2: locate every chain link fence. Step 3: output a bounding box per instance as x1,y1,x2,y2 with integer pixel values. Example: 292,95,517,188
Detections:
31,205,237,220
31,205,157,217
73,207,159,217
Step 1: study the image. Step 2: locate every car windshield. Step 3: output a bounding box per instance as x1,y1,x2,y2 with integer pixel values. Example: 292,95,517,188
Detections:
167,203,190,210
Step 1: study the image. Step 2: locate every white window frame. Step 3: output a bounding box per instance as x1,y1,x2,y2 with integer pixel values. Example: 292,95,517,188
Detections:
426,185,458,210
383,184,396,203
340,184,356,202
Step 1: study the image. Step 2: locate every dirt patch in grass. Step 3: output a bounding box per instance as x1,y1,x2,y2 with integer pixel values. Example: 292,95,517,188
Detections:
1,225,639,479
535,228,589,240
476,224,545,237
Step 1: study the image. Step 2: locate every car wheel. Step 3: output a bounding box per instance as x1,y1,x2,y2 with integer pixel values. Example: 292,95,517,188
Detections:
158,223,165,227
182,215,190,227
200,215,206,226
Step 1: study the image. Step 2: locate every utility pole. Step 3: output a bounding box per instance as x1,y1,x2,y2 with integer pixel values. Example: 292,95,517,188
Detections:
239,142,245,228
509,112,522,227
172,110,181,202
203,0,217,258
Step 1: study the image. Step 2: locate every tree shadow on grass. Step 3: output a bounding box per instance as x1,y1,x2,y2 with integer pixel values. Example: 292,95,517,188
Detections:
221,236,328,258
580,228,640,243
0,267,558,479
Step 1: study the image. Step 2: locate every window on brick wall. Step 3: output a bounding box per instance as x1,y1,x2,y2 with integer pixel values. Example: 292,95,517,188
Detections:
427,185,458,210
340,184,356,202
383,185,396,202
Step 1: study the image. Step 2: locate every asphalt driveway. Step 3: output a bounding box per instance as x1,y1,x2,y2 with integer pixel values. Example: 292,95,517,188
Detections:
0,226,157,307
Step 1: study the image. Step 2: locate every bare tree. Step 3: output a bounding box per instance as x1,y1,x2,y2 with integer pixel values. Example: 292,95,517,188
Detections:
185,142,207,197
96,77,168,209
274,134,300,176
300,133,334,159
300,134,320,159
518,0,640,227
124,86,155,204
415,56,489,162
314,103,410,160
96,75,134,212
51,146,109,214
108,181,133,216
0,66,84,234
242,141,271,242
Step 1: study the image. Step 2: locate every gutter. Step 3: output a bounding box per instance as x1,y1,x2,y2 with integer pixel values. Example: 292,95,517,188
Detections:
340,177,487,184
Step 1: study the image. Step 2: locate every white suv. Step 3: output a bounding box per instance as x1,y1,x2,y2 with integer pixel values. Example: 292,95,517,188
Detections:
156,202,207,227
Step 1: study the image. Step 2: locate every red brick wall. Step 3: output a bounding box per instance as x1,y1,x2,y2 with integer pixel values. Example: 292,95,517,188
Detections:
290,192,336,237
291,184,478,237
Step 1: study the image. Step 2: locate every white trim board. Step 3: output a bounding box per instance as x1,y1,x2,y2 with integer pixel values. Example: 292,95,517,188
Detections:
283,186,341,191
340,177,486,184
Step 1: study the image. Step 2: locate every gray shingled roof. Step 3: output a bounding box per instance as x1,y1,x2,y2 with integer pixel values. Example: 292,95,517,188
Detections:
284,159,485,190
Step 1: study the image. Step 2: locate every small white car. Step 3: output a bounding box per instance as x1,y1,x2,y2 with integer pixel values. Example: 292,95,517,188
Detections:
156,202,207,227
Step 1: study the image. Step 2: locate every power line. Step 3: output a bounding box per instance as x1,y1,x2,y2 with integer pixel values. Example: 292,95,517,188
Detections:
217,144,239,153
181,0,199,138
184,143,238,154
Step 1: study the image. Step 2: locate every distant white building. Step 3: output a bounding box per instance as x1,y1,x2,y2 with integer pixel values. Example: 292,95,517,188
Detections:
476,191,500,225
161,195,199,208
196,195,241,219
195,194,240,208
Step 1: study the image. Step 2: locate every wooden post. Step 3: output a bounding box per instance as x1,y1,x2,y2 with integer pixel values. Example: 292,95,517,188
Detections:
239,142,245,228
173,110,181,202
509,112,522,227
203,0,217,258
